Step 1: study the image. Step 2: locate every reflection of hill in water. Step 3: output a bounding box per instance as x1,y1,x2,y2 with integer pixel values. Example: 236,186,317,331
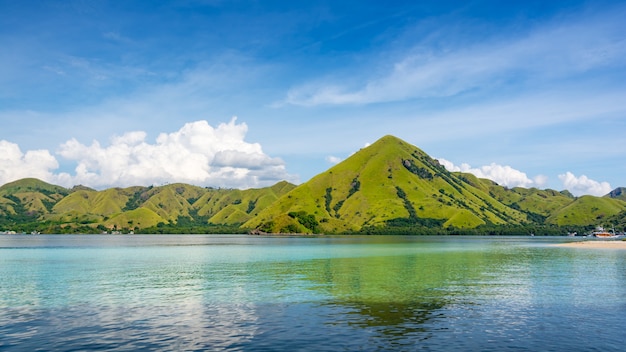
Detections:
343,300,446,342
294,245,520,329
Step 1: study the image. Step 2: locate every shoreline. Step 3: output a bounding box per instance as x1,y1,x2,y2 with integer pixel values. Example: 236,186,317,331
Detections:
555,240,626,249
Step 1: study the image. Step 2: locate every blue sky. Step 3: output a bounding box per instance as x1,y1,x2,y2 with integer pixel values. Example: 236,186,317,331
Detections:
1,0,625,195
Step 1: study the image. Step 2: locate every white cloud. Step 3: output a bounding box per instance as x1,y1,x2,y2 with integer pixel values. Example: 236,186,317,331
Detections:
439,159,535,188
533,174,549,188
326,155,342,164
0,118,296,190
55,117,296,189
439,159,613,196
558,172,612,197
0,140,59,185
283,8,626,106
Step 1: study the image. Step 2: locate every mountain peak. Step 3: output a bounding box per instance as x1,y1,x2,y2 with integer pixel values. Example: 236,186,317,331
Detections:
367,134,415,151
376,134,405,144
245,134,532,233
0,178,69,196
607,187,626,201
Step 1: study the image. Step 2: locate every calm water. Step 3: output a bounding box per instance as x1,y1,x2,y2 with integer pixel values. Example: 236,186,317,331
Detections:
1,235,625,351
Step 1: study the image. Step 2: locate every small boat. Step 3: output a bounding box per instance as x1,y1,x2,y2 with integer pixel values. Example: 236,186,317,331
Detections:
591,226,619,239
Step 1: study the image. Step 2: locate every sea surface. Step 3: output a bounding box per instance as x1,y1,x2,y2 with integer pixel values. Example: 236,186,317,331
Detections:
1,235,625,351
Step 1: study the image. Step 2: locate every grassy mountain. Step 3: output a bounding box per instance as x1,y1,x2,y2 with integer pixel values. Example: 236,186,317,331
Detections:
197,181,296,225
46,186,163,229
244,135,624,234
0,177,68,196
1,178,295,233
546,195,626,226
482,183,574,223
244,135,532,233
0,178,70,222
607,187,626,201
1,135,624,234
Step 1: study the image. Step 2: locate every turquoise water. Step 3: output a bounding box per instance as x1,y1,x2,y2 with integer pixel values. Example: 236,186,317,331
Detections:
1,235,625,351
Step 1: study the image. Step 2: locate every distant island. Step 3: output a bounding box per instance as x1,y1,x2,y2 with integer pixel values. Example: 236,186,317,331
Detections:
1,135,625,235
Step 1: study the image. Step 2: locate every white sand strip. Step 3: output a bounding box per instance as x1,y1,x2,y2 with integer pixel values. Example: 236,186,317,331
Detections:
555,240,626,249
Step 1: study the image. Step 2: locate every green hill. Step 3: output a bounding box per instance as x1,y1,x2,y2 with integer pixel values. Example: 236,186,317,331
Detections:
0,178,70,224
484,185,574,223
1,177,296,233
45,186,149,226
607,187,626,201
195,181,296,225
0,135,624,234
104,207,166,230
244,135,531,233
546,195,626,226
0,177,69,196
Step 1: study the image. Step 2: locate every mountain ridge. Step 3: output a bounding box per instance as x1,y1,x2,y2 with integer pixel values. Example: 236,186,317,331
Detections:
1,135,624,234
243,135,624,234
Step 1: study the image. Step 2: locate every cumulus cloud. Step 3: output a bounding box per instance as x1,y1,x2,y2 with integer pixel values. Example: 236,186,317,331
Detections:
54,117,296,189
558,172,612,197
0,118,296,190
438,158,536,188
326,155,342,164
0,140,59,185
439,159,612,196
532,174,549,188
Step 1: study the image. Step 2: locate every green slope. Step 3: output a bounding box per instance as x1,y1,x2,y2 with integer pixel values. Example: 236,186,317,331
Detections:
606,187,626,201
0,178,69,196
244,135,529,233
485,184,574,223
0,177,296,232
196,181,296,225
103,207,166,230
1,137,624,234
0,178,69,218
54,186,150,213
140,184,203,222
546,196,626,226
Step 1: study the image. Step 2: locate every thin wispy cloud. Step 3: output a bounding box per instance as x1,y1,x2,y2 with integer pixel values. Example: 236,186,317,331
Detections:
283,8,626,106
402,89,626,143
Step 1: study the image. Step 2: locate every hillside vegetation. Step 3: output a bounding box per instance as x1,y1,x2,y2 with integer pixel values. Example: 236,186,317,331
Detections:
0,179,295,234
1,136,624,234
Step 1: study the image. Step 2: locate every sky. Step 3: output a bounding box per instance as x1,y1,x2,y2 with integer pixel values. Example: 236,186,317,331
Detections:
1,0,625,196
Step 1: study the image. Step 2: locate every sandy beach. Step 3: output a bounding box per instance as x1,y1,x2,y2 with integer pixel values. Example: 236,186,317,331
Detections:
556,240,626,249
